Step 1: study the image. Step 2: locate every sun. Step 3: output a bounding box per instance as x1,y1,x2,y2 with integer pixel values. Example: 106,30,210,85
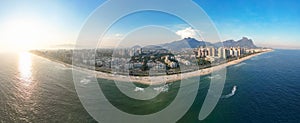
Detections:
1,17,51,52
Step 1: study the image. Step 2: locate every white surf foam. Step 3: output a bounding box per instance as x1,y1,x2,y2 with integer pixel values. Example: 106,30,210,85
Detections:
80,78,91,85
153,84,169,93
208,76,214,79
207,74,221,79
222,85,237,98
134,87,145,92
234,62,246,67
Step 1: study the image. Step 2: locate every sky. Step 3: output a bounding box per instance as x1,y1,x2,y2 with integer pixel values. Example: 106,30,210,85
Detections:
0,0,299,51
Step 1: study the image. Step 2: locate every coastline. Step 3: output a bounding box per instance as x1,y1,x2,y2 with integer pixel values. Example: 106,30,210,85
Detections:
32,50,273,85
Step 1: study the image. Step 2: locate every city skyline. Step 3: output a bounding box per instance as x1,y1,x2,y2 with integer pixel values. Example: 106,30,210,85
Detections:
0,0,300,52
0,1,299,122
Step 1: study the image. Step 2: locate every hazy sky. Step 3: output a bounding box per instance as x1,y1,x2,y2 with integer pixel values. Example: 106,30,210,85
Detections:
0,0,299,51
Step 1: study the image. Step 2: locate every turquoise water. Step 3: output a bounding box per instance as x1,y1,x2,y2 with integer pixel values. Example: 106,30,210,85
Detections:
180,50,300,122
0,50,299,122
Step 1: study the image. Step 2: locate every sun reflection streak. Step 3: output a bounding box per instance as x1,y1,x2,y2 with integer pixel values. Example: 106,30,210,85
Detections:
18,52,33,86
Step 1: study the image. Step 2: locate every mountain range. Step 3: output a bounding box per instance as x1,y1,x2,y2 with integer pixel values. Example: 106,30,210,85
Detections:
140,37,257,50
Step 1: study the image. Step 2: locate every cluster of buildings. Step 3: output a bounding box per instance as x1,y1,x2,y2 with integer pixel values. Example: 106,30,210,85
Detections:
70,48,171,74
163,55,178,69
195,47,259,62
125,60,167,72
32,46,265,75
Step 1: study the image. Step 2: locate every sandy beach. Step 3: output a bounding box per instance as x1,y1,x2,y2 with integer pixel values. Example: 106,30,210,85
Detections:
33,49,273,85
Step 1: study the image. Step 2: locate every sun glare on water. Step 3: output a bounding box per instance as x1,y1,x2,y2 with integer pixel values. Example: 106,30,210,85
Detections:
18,52,37,100
18,52,33,86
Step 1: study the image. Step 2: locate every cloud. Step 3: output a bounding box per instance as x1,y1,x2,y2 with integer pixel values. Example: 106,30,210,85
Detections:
114,33,123,37
176,27,200,39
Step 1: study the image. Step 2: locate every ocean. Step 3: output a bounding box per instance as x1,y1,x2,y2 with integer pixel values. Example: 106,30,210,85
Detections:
0,50,299,123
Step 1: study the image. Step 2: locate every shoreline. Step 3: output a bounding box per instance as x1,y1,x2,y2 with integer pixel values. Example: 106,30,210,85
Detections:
32,50,273,85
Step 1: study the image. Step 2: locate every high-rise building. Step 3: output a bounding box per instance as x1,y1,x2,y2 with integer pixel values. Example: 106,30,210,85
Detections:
208,47,216,57
218,47,227,59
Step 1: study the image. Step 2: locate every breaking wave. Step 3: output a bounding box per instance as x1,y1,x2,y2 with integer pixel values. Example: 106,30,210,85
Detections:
133,84,169,93
222,85,237,98
234,62,247,67
80,78,91,85
153,84,169,93
134,87,145,92
207,74,221,79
